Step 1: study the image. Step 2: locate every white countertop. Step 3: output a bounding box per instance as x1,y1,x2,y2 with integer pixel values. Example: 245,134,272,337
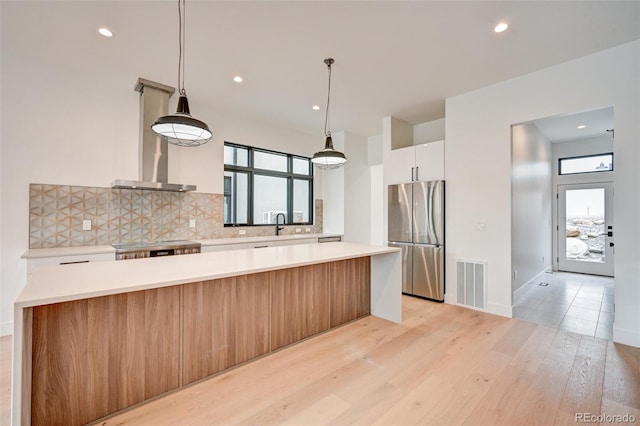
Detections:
20,233,342,259
21,244,116,258
16,242,398,309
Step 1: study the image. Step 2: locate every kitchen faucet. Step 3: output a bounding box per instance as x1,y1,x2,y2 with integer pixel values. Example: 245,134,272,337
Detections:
275,213,285,236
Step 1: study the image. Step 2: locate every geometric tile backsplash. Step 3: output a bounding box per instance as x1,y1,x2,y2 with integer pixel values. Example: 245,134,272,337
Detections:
29,184,323,248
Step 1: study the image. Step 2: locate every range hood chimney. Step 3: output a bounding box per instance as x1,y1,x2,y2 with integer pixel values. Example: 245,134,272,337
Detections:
111,78,197,192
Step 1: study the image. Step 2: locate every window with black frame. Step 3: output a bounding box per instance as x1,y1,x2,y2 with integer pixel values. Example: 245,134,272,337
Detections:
223,142,314,226
558,152,614,175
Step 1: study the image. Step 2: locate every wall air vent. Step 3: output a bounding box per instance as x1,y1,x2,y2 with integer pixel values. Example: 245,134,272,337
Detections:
456,259,487,310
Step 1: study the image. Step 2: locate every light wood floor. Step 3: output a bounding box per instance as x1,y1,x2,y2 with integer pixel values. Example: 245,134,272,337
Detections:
1,334,11,426
2,296,639,425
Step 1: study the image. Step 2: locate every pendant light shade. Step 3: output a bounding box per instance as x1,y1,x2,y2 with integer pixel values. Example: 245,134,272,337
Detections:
311,58,347,170
152,95,212,147
152,0,212,147
312,136,347,168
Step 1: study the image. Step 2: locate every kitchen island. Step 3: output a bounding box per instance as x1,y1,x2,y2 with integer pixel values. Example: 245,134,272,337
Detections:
12,242,401,425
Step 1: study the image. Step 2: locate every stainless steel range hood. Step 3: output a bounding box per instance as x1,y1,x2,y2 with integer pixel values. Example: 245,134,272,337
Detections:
111,78,197,192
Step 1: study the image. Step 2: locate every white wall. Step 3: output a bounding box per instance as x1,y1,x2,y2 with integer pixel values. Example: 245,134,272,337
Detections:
551,134,615,271
445,40,640,347
343,132,371,244
322,133,345,235
369,165,384,246
553,135,614,179
173,101,321,195
368,135,384,246
413,118,445,144
368,134,383,166
511,123,552,293
0,46,318,336
389,117,413,150
322,131,372,244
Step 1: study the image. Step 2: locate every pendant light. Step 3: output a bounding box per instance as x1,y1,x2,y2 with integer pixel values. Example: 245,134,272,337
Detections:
311,58,347,169
152,0,212,147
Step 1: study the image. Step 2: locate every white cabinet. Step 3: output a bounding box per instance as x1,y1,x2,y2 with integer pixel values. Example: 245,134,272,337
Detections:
26,253,114,279
388,146,417,185
250,238,318,249
201,243,248,253
201,237,319,253
415,140,444,182
388,140,444,184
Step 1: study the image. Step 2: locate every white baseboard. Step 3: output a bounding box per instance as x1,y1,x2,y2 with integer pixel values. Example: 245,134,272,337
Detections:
512,267,551,302
487,302,513,318
613,325,640,348
446,295,513,318
1,321,13,337
444,293,456,305
512,282,530,302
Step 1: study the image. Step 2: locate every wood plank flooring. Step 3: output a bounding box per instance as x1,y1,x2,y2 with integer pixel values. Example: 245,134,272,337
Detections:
1,334,11,426
1,296,639,425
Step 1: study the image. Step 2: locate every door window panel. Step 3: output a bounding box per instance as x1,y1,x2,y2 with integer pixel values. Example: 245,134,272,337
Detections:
565,188,605,263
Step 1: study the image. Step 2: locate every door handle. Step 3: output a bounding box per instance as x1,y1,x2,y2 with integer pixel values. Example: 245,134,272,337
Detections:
415,166,419,181
411,167,414,182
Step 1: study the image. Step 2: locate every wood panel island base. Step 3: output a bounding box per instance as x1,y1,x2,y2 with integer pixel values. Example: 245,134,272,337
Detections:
12,242,401,425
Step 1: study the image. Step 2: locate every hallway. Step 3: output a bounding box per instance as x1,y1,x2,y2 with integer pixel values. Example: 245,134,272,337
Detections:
513,271,614,340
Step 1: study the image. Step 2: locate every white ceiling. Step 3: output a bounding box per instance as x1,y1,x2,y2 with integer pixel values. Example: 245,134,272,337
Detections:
2,1,639,138
532,107,614,143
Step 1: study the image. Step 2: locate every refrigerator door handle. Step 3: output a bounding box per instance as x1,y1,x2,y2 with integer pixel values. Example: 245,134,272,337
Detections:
415,166,419,181
411,167,414,182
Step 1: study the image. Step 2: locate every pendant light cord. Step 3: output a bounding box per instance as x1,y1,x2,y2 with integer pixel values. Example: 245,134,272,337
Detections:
178,0,186,96
324,61,332,137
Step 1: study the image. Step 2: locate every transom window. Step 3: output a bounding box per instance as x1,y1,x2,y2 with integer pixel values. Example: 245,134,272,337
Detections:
223,142,313,226
559,153,614,175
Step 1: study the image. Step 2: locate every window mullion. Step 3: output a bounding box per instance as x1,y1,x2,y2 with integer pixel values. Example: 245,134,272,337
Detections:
248,170,254,226
287,176,293,225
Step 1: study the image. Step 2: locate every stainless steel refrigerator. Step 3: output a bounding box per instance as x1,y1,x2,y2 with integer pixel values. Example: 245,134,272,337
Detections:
388,180,444,301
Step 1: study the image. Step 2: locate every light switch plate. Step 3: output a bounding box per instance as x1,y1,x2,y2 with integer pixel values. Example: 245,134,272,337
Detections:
305,228,311,232
296,228,301,233
239,229,246,235
475,222,487,231
189,219,196,228
82,220,92,231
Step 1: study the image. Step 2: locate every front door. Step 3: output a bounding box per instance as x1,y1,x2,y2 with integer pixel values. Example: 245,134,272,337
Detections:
558,182,614,276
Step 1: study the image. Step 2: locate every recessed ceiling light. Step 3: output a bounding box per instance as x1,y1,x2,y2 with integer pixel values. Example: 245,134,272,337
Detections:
577,125,587,129
98,28,113,37
233,76,243,83
312,105,320,111
494,23,509,33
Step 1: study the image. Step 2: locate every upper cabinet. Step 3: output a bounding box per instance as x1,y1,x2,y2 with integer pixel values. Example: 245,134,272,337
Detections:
415,140,444,182
388,140,444,184
388,145,416,184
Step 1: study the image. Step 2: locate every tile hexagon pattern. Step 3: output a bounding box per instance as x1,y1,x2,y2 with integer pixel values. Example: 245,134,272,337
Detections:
29,184,323,248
